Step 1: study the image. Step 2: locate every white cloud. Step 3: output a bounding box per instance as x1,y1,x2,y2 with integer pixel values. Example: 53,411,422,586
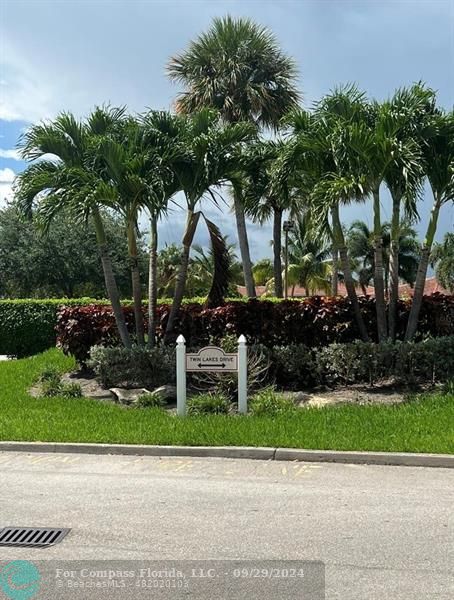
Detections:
0,167,16,183
0,183,14,206
0,148,20,160
0,170,16,207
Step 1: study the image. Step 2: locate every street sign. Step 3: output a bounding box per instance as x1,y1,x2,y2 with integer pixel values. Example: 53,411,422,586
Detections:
186,346,238,372
176,336,248,416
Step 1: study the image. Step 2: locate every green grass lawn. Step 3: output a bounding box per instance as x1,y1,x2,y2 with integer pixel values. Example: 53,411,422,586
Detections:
0,349,453,453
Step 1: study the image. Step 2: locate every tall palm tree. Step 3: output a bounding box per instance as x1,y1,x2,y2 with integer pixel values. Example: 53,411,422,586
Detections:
405,110,454,340
282,95,370,341
14,108,131,348
162,109,255,343
321,91,425,341
140,111,184,347
242,140,300,297
167,15,300,298
384,83,435,339
95,119,155,345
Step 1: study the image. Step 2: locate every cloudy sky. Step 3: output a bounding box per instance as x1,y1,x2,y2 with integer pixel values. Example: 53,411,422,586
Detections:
1,0,453,258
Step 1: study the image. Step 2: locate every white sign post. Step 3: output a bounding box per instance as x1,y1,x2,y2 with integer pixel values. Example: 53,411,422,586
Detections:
175,335,247,416
237,335,247,414
176,335,187,417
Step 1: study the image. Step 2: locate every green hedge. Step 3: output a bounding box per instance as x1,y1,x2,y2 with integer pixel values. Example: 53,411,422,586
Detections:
0,297,219,357
0,299,94,357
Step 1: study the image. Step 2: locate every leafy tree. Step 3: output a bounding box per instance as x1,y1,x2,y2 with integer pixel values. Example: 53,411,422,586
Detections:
168,15,299,298
431,233,454,293
0,205,144,298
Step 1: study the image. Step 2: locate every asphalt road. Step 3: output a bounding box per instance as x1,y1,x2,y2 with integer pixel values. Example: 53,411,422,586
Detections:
0,451,452,599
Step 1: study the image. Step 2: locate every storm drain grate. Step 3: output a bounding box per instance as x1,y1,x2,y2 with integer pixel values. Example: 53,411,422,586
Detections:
0,527,70,548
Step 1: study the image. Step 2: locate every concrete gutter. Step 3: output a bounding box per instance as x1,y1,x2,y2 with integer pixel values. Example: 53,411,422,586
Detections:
0,442,452,468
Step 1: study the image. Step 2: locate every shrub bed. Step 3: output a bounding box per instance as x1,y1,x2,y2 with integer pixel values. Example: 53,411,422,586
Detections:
90,336,454,391
1,293,452,359
57,294,454,363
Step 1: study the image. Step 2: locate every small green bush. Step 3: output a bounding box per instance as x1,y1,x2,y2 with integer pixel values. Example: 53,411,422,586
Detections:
272,345,317,389
89,345,176,389
36,365,62,385
250,388,297,416
40,378,64,397
59,382,83,398
136,393,166,408
187,393,230,415
40,378,82,399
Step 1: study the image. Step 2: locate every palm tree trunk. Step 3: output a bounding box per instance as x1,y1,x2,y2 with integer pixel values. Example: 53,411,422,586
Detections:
331,247,339,296
233,191,256,297
147,214,158,348
127,221,145,346
405,197,442,341
92,207,131,348
332,205,369,342
372,189,387,342
330,208,339,296
388,193,401,340
164,210,199,344
273,208,283,297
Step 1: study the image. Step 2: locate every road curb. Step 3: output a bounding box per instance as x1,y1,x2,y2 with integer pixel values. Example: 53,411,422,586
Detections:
0,441,452,467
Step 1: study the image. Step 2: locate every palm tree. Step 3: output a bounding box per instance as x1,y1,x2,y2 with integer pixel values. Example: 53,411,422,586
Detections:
162,109,255,343
318,89,425,341
156,244,182,298
431,233,454,293
405,110,454,340
347,220,419,295
384,83,435,339
242,140,300,297
95,119,153,345
252,259,274,287
14,108,131,348
282,96,370,341
168,15,300,298
287,216,332,296
140,111,184,347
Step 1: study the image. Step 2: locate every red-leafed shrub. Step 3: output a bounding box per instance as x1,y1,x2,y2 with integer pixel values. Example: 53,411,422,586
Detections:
56,305,137,364
55,294,454,364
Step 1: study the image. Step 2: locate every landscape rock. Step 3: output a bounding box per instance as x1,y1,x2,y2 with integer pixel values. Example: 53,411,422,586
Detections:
148,385,177,404
61,372,114,401
109,387,152,405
